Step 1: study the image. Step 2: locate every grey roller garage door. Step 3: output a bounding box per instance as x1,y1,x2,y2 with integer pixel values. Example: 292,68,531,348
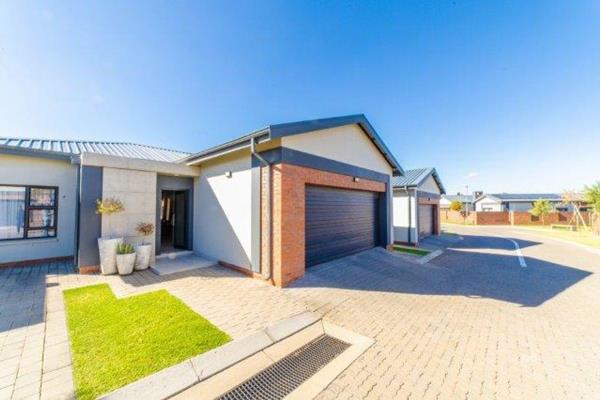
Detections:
305,185,380,267
418,204,433,238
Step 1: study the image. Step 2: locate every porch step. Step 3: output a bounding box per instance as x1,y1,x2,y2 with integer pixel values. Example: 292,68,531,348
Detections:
150,253,218,276
155,250,194,260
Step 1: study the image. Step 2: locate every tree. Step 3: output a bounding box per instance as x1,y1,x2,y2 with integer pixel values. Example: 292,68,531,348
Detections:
449,200,463,212
584,182,600,235
561,190,587,228
529,199,553,225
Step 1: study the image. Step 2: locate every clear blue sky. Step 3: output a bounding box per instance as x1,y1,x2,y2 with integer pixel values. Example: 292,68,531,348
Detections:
1,1,599,194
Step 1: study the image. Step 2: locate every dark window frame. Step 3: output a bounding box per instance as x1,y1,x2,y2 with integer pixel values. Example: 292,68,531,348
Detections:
0,184,58,241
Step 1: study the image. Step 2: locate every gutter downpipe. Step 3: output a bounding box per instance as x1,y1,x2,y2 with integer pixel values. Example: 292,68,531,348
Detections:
74,159,81,268
405,186,412,245
251,137,272,281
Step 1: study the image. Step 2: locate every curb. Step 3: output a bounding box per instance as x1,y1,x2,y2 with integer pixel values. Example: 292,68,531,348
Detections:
99,311,320,400
416,249,444,264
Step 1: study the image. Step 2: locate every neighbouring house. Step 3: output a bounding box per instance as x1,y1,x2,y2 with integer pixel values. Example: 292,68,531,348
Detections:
440,194,475,211
392,168,445,244
0,114,403,286
473,193,567,212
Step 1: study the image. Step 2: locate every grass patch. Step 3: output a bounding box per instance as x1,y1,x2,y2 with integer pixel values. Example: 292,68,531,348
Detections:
393,245,431,256
514,225,600,249
63,284,231,400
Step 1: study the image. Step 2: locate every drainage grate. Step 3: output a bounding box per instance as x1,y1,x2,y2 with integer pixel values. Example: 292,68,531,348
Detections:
216,335,350,400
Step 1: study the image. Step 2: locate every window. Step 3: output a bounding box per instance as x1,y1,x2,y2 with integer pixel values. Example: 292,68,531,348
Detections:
0,185,58,241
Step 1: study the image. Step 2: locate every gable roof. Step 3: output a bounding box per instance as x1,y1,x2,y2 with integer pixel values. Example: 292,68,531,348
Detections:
180,114,404,176
442,194,474,203
0,137,190,163
474,193,562,203
391,167,446,194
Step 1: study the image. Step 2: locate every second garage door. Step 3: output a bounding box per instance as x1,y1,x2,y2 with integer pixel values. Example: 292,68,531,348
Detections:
418,204,433,238
305,185,380,267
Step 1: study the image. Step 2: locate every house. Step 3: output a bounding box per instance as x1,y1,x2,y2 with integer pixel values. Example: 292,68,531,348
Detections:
0,114,403,287
440,194,475,211
473,193,564,212
391,168,445,244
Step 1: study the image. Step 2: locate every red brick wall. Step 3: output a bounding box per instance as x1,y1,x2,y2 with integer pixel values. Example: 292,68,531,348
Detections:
440,210,475,224
261,163,386,287
511,211,592,225
440,210,593,227
474,211,510,225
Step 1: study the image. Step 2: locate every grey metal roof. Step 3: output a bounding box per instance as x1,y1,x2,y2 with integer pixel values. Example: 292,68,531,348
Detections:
181,114,405,176
442,194,474,203
475,193,562,203
391,167,446,194
0,137,190,163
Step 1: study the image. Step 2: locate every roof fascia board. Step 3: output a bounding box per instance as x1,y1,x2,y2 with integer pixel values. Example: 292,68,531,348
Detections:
395,168,446,195
270,114,403,176
181,114,404,175
181,128,270,165
474,194,500,204
81,152,201,176
0,145,75,162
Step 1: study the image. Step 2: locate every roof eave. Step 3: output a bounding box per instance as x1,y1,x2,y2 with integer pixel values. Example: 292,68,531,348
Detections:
269,114,404,175
0,145,78,163
180,128,271,165
181,114,404,175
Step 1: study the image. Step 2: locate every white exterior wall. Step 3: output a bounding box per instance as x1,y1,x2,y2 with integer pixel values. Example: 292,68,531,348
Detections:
475,196,503,212
393,190,417,244
194,152,253,268
418,175,441,194
281,124,393,175
0,154,77,264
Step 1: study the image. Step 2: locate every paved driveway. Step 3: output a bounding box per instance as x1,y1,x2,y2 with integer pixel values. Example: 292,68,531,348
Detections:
1,226,599,399
286,227,600,399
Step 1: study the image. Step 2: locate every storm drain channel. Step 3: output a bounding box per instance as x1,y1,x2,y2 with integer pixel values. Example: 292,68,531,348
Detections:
216,335,350,400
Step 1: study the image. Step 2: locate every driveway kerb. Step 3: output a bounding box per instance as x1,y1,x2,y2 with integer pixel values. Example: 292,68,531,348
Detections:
100,311,320,400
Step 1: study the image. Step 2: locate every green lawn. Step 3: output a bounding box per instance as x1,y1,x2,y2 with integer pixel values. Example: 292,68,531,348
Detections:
393,245,431,256
63,284,231,400
514,225,600,249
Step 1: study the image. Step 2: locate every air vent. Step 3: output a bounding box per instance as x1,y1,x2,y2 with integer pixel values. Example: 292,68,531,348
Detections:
216,335,350,400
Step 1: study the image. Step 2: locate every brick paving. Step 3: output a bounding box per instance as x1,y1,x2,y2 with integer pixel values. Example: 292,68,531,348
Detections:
1,226,600,399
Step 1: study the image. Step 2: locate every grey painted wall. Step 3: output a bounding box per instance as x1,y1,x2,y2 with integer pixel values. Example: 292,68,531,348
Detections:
156,175,194,253
77,166,103,267
250,157,262,273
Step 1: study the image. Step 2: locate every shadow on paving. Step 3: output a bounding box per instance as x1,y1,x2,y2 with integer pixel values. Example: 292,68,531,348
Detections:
290,234,592,308
0,261,73,333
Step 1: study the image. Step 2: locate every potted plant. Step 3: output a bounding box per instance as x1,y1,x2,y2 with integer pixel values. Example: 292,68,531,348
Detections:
116,243,136,275
96,197,125,275
134,222,154,270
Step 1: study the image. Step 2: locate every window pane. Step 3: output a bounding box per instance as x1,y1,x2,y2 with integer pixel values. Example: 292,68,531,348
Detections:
0,186,26,240
27,228,55,238
30,188,56,207
29,209,55,228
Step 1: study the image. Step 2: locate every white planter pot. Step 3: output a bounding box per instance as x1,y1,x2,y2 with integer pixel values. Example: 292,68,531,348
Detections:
135,244,152,270
116,253,136,275
98,237,123,275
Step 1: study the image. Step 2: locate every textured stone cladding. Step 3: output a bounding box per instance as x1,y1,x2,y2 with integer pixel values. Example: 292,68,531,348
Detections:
261,163,386,287
101,167,157,261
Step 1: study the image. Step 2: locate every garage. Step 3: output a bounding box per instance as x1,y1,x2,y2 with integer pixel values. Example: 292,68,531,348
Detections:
392,168,445,244
305,185,380,267
418,204,433,238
